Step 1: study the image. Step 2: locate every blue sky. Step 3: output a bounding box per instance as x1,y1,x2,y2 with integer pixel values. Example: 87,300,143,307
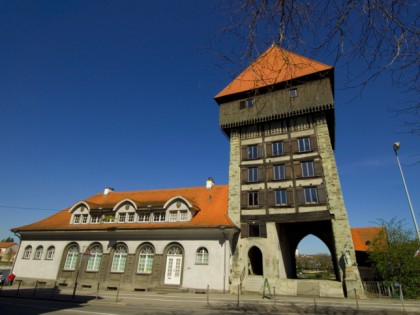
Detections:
1,1,419,254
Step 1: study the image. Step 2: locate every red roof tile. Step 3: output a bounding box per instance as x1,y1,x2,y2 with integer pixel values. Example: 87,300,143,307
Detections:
12,185,234,232
0,242,16,248
351,227,384,251
215,45,332,99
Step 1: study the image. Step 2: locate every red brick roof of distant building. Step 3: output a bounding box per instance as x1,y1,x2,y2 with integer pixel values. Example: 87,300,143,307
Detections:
11,185,234,232
215,45,333,99
351,227,384,251
0,242,16,248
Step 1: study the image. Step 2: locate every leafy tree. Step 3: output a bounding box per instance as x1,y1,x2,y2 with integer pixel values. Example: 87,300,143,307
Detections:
217,0,419,133
0,237,14,243
368,218,420,299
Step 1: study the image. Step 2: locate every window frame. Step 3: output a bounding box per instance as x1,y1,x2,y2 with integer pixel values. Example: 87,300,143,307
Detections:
46,246,55,260
275,189,287,206
34,246,43,260
153,212,166,222
248,191,259,206
138,212,150,222
272,141,284,156
273,164,286,180
304,187,318,204
248,167,258,182
301,161,315,177
137,245,154,274
111,244,127,273
298,137,311,152
86,245,102,272
64,245,79,271
23,245,32,259
195,247,209,265
247,145,259,160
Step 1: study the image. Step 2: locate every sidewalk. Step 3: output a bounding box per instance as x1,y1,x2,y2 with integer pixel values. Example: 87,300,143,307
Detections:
1,284,419,314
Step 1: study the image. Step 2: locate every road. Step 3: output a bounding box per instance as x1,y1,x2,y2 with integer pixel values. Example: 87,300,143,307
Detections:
1,288,419,314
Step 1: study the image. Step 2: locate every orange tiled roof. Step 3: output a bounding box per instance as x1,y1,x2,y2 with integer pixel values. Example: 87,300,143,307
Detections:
11,185,234,232
215,45,332,99
351,227,384,251
0,242,16,248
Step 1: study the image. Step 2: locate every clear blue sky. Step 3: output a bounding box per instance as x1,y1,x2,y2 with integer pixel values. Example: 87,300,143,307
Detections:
1,1,419,254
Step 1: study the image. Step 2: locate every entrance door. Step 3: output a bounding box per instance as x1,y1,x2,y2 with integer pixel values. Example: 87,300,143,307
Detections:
164,245,183,285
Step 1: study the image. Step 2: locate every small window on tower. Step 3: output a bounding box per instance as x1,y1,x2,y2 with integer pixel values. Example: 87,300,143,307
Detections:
246,98,254,107
289,88,297,97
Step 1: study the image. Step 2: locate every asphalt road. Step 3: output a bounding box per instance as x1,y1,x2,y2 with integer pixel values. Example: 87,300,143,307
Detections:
1,288,419,315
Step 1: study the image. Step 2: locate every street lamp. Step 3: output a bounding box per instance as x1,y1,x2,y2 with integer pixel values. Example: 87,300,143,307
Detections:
393,142,420,242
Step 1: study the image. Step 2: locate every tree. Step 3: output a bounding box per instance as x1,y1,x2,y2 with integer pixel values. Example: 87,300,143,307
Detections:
217,0,419,133
368,218,420,299
0,237,14,243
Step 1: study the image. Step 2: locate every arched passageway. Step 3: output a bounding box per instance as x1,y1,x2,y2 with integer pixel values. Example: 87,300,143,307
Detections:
248,246,263,275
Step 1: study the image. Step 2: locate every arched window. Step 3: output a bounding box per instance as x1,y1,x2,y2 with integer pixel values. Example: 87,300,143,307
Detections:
86,245,102,272
111,244,127,272
46,246,55,260
196,247,209,265
23,245,32,259
64,245,79,270
34,246,43,260
137,245,154,273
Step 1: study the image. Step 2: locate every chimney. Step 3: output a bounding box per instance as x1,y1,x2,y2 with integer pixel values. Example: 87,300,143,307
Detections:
104,187,114,195
206,177,215,190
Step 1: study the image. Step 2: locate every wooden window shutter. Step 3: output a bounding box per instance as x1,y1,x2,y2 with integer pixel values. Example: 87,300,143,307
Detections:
241,168,248,183
241,192,248,207
259,223,267,238
294,162,302,178
241,146,248,161
286,189,294,206
266,142,273,157
267,189,275,206
241,223,248,238
239,100,246,109
257,143,264,158
310,135,318,151
291,139,299,154
258,166,265,181
285,163,292,179
266,165,274,181
314,160,323,177
283,140,290,155
296,187,305,205
317,186,327,204
258,190,265,207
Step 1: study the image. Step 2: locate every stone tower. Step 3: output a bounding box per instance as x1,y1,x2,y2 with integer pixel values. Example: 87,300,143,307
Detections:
214,45,364,298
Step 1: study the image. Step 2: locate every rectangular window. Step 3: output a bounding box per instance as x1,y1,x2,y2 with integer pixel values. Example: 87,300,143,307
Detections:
138,213,150,222
169,211,178,222
301,161,314,177
82,214,88,223
248,224,260,237
304,187,318,204
272,141,283,156
247,145,258,159
248,167,258,182
153,212,166,222
118,213,126,223
128,213,135,222
179,210,188,221
246,98,254,107
273,164,286,180
91,215,101,223
275,190,287,205
248,191,259,206
73,214,81,224
290,88,297,97
298,137,311,152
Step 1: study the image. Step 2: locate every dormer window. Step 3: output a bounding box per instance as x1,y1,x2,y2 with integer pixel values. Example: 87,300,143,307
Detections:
82,214,89,223
91,215,101,223
118,213,127,223
74,214,81,224
138,213,150,222
153,212,166,222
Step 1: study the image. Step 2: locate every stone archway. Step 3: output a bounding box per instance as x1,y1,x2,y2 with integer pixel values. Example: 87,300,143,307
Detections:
248,246,263,276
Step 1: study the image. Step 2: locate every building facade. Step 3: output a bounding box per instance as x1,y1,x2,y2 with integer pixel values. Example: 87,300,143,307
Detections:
11,182,237,292
214,45,364,298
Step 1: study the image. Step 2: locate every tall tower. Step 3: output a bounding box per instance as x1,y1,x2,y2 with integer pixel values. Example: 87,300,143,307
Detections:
215,45,364,298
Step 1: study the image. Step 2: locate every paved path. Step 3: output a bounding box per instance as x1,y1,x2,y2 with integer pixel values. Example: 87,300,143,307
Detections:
1,285,419,314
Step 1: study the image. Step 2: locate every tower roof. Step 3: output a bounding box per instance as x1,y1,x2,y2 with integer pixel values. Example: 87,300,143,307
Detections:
215,45,332,99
